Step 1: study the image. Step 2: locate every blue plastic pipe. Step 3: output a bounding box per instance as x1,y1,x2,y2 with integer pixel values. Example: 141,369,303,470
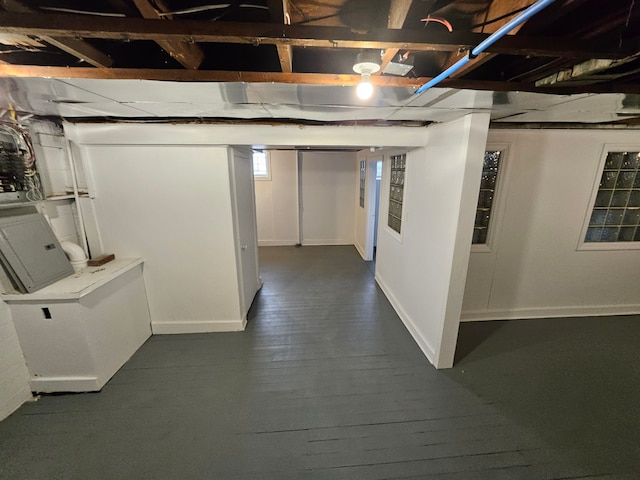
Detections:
415,0,557,94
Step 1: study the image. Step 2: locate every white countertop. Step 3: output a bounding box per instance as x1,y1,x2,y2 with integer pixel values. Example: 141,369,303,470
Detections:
2,258,144,302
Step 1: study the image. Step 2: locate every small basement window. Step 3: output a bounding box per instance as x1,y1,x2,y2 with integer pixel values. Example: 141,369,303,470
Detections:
359,160,366,208
252,150,270,179
472,150,503,244
388,153,406,234
585,151,640,243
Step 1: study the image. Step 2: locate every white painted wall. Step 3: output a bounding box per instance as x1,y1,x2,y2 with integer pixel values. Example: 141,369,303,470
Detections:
354,152,368,258
74,143,244,333
66,120,508,370
462,129,640,320
30,120,73,197
301,151,357,245
66,123,435,334
254,150,299,246
354,151,383,261
0,304,32,421
375,114,491,368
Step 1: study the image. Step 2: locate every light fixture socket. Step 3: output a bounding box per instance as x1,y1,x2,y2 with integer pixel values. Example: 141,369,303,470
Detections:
353,51,381,76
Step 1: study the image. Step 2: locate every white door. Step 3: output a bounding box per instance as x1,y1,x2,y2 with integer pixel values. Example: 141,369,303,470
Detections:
365,156,383,259
230,147,260,318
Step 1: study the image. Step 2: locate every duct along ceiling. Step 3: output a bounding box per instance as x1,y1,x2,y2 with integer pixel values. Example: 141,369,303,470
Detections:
0,0,639,124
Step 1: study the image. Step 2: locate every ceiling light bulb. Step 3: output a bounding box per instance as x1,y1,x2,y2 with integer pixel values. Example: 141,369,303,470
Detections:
356,73,373,100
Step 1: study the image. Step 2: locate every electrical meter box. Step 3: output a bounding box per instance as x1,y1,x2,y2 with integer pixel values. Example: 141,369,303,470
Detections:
0,213,74,293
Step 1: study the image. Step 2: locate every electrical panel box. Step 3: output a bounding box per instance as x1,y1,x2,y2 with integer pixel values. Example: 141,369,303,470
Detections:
0,213,74,293
0,125,44,204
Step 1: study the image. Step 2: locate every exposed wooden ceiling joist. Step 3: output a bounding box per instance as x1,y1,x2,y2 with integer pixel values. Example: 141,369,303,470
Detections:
378,0,416,74
268,0,293,73
0,64,430,86
0,0,112,68
441,0,531,82
132,0,204,70
3,63,640,94
40,37,114,69
0,12,629,59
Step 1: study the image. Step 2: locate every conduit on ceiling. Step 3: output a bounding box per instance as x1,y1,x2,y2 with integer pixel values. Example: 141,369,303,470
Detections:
415,0,558,94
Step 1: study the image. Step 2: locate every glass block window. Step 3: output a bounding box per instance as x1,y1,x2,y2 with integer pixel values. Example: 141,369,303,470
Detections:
252,150,269,178
359,160,366,208
388,153,406,234
473,150,503,244
585,151,640,242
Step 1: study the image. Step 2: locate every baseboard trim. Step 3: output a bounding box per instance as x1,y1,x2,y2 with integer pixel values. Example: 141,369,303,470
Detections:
354,241,367,261
152,319,247,334
375,274,437,367
30,376,100,393
301,240,354,246
258,240,299,247
461,304,640,322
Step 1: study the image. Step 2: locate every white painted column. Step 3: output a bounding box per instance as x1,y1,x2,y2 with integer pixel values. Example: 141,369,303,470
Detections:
375,112,490,369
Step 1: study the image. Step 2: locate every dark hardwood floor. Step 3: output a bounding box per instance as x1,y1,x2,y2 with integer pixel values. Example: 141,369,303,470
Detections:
0,246,637,479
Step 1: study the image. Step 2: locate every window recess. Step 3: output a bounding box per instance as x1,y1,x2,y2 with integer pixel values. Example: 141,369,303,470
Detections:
585,151,640,243
388,153,406,234
359,160,365,208
252,150,270,180
472,150,503,245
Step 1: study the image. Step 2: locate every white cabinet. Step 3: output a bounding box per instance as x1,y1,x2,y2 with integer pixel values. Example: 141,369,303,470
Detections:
2,259,151,393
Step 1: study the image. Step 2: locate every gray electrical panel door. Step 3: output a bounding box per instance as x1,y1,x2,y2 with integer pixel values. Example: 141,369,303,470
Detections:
0,213,74,293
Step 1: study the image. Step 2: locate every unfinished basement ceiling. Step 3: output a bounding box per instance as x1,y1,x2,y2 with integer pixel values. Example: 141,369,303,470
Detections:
0,0,639,125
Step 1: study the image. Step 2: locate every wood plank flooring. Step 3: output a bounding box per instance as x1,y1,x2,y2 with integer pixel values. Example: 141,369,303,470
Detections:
0,246,637,479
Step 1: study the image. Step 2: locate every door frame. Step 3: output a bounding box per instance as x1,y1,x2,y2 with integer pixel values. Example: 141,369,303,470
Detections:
229,146,261,320
363,155,383,261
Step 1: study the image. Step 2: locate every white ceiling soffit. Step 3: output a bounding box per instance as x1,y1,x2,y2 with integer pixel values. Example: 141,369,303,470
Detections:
116,102,269,118
55,102,159,118
492,111,630,124
0,77,639,124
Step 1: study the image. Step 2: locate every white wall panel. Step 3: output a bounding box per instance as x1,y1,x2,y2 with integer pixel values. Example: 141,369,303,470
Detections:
300,151,357,245
375,113,490,368
463,129,640,320
254,150,299,246
354,151,384,261
354,151,368,259
81,144,243,333
0,305,32,421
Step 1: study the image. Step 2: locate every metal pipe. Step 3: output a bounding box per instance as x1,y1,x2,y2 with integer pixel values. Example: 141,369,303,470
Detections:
415,0,557,94
64,139,91,258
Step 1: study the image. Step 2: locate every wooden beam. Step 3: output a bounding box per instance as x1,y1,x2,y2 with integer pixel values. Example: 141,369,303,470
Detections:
0,13,628,59
0,64,533,91
269,0,293,73
40,37,113,68
446,51,495,80
276,44,293,73
378,0,415,74
0,0,112,68
4,63,640,94
43,36,112,68
132,0,204,70
387,0,414,28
